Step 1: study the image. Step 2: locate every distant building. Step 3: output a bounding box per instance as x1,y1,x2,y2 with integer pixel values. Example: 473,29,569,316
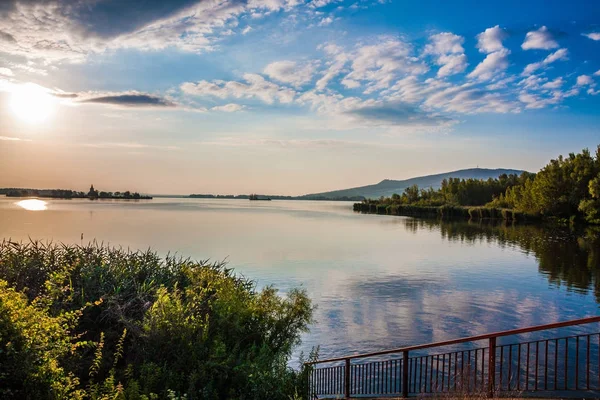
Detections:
88,184,98,198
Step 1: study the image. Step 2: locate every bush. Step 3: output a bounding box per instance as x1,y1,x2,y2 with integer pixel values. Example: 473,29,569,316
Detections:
0,241,314,400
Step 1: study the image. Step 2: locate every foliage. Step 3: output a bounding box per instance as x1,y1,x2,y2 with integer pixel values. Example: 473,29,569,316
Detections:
355,145,600,224
0,241,314,399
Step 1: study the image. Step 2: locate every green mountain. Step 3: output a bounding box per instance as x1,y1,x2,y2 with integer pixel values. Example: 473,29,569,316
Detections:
302,168,526,200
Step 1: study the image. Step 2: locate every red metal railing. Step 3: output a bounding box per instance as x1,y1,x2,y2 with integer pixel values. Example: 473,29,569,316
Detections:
305,316,600,399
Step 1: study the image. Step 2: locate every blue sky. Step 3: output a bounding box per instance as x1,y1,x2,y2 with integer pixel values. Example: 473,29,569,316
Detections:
0,0,599,194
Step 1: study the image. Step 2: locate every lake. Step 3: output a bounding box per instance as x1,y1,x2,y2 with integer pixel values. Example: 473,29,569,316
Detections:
1,196,599,362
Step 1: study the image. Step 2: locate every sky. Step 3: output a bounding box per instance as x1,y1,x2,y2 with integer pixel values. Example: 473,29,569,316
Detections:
0,0,599,195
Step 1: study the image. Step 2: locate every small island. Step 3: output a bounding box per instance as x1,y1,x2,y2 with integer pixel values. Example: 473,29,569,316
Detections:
1,184,152,200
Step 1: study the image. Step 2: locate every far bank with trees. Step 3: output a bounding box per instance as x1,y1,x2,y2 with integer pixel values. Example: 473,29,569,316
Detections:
354,145,600,225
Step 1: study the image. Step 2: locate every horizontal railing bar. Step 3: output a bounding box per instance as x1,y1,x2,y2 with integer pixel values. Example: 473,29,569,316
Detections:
307,316,600,365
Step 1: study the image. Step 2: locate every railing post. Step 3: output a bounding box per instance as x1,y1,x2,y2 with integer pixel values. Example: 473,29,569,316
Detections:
402,351,409,398
488,337,496,398
344,358,351,399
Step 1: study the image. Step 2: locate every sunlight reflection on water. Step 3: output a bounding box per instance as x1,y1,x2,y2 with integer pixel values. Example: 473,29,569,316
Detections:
16,199,47,211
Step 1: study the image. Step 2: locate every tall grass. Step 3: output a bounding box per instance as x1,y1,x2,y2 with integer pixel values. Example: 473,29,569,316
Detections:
0,240,314,399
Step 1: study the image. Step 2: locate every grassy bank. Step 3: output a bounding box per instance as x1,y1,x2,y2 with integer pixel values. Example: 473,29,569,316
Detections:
0,241,315,400
353,202,540,222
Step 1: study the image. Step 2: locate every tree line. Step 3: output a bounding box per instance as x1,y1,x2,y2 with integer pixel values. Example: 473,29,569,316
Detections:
358,145,600,224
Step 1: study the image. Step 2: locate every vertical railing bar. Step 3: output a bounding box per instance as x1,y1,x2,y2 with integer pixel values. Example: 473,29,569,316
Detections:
489,338,496,398
407,358,412,394
474,349,478,391
441,354,445,392
482,348,486,393
544,340,548,390
517,343,521,391
467,350,471,393
402,352,409,398
460,351,464,392
499,345,503,390
395,359,399,394
526,342,530,391
576,336,579,390
448,352,452,393
378,361,382,395
436,354,440,392
419,357,423,393
508,345,513,391
554,339,558,390
587,335,590,390
381,360,384,395
430,354,435,392
454,351,458,391
425,355,429,393
565,337,569,391
535,341,539,391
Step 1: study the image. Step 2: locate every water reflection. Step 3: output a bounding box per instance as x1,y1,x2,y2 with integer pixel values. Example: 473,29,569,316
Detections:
403,219,600,301
16,199,47,211
0,197,599,359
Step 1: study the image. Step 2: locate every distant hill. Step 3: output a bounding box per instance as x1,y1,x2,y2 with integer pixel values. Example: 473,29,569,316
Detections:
301,168,526,200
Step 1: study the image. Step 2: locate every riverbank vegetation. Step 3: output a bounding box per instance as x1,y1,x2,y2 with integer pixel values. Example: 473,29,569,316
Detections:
0,241,314,399
355,146,600,224
0,186,151,200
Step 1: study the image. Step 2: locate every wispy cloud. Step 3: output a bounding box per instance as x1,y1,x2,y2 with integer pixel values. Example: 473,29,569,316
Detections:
211,103,246,112
81,142,180,151
582,32,600,41
0,136,31,142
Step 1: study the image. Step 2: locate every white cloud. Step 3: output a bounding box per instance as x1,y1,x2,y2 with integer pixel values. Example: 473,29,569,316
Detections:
343,37,428,94
436,54,468,77
0,0,305,63
181,73,296,104
424,32,467,77
468,49,510,81
475,25,507,53
469,26,509,82
263,61,317,87
522,26,559,50
318,17,333,26
315,43,350,91
0,67,14,77
544,48,569,63
576,75,594,86
583,32,600,41
594,70,600,77
341,77,360,88
211,103,246,112
541,77,564,90
522,48,568,76
241,26,253,35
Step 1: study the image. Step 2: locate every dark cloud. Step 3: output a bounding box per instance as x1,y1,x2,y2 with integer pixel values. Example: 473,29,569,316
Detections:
346,103,452,126
72,0,205,39
0,30,16,43
80,94,175,107
0,0,209,39
52,92,78,98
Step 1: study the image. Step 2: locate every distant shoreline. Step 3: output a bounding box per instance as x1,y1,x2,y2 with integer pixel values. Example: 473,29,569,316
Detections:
0,188,152,200
189,194,364,201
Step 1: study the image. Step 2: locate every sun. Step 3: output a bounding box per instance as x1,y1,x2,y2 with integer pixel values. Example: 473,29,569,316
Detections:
10,83,55,124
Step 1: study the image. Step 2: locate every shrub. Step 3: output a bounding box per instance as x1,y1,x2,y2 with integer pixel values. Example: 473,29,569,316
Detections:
0,241,314,400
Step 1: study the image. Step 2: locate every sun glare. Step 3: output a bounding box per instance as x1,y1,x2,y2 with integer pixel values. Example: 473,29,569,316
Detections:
16,199,48,211
10,83,55,124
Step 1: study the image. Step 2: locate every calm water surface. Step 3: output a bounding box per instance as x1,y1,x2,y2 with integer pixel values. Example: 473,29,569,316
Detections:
1,196,599,360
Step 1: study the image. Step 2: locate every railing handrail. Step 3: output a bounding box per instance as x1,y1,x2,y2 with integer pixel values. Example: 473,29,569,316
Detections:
307,315,600,365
